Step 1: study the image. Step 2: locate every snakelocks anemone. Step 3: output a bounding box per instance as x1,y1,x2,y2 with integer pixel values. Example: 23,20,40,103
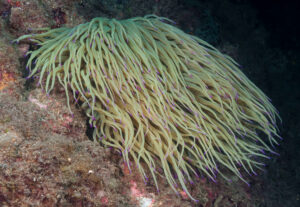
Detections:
15,15,281,200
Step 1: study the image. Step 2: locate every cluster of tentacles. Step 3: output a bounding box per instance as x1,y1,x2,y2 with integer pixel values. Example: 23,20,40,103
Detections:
15,15,280,200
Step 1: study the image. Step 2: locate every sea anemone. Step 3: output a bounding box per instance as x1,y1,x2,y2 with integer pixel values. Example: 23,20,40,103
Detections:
15,15,280,200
